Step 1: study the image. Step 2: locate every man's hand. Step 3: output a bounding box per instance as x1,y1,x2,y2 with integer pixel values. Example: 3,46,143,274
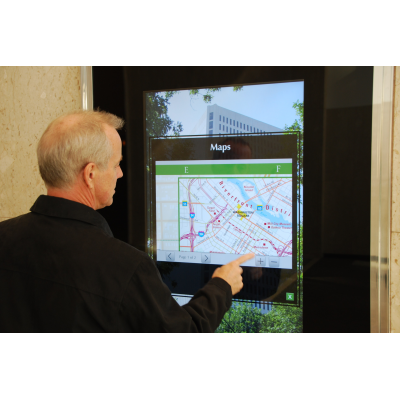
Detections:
212,253,255,295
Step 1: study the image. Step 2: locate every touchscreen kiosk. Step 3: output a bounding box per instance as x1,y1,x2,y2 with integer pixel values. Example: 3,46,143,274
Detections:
144,81,303,331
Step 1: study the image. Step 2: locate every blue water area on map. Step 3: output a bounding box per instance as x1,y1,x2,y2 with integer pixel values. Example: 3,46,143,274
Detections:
228,178,291,226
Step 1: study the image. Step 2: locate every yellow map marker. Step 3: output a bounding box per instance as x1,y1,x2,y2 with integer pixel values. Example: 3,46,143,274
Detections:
237,204,247,220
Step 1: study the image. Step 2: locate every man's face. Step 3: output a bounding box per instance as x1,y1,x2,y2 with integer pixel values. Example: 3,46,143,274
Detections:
94,125,123,209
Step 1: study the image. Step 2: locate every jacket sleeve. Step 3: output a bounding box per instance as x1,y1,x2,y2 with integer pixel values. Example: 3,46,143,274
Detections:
118,256,232,332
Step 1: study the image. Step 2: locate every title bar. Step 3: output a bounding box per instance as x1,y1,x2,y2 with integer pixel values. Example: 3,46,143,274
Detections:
156,163,292,175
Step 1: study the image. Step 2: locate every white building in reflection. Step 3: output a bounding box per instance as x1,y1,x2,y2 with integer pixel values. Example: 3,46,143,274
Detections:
188,104,283,137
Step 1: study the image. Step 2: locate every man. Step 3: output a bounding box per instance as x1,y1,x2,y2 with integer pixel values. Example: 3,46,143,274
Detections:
0,110,253,332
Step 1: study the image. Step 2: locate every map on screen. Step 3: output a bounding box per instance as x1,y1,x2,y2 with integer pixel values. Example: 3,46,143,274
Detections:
156,159,293,269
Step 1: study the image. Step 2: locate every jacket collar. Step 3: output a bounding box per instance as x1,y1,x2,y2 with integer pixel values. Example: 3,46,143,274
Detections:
30,195,114,237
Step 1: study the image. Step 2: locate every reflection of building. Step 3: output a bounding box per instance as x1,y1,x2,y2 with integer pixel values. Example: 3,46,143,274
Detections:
206,104,283,136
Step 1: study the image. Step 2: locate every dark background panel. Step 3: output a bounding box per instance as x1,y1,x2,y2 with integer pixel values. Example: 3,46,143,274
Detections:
93,67,128,242
93,66,373,332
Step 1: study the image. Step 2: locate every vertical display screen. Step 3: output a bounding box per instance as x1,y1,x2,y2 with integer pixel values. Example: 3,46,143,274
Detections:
145,81,303,332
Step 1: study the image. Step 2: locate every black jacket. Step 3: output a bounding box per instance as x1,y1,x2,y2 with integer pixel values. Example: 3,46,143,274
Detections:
0,195,232,332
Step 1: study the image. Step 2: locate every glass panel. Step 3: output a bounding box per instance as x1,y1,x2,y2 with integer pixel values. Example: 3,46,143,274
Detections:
144,81,304,332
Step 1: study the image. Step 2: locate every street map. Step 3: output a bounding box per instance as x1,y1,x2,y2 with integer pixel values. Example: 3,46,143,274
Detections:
179,177,292,257
155,160,293,264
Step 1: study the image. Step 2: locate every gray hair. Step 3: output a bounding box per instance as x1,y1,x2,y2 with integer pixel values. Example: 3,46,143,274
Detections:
37,110,124,189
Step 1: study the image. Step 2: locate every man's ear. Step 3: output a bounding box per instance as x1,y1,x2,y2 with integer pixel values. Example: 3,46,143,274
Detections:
82,163,96,189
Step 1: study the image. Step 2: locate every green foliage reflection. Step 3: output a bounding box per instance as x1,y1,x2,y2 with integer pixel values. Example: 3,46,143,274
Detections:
215,302,263,333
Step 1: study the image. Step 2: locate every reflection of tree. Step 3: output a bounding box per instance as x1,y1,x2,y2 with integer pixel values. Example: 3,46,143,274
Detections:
146,91,183,137
215,302,263,333
284,101,303,188
297,221,303,272
189,86,243,103
216,270,303,333
259,293,303,333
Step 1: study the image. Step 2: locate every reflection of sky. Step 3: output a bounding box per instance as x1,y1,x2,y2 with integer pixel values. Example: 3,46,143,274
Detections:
164,81,304,135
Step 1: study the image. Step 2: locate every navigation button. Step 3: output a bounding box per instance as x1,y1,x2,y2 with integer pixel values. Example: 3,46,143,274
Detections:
255,256,266,267
269,257,280,268
201,253,211,264
166,252,175,262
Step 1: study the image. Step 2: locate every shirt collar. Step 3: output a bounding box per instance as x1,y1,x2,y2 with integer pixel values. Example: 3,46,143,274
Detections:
30,195,114,238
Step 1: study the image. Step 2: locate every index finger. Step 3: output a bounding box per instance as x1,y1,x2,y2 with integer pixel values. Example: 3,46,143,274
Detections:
233,253,255,265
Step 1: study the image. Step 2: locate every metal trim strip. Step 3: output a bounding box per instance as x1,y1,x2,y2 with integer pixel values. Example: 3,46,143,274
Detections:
370,66,394,333
80,66,93,111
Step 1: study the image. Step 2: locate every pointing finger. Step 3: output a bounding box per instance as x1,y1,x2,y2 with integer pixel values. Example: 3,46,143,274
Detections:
234,253,255,266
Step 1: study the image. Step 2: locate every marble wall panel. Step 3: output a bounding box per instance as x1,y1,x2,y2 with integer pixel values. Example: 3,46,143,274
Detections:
391,232,400,332
0,66,81,219
391,66,400,332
